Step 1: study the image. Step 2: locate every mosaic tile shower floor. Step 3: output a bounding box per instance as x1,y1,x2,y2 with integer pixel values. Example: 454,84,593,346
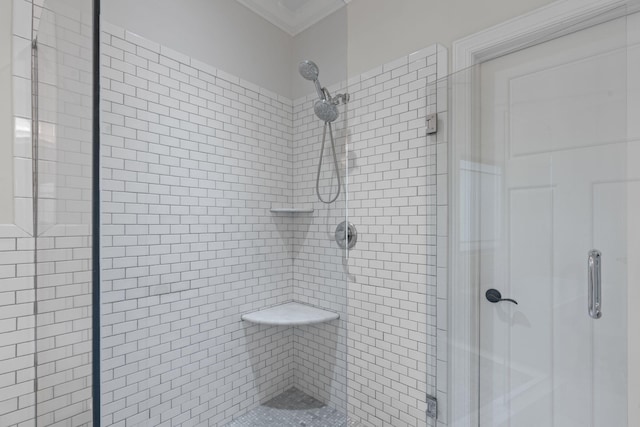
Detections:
225,387,357,427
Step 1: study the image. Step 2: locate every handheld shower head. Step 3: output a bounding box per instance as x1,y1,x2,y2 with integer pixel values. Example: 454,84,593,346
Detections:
298,60,326,100
299,60,347,204
298,60,319,81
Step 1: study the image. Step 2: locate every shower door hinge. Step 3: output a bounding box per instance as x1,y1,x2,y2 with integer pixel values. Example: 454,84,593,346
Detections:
426,394,437,419
426,113,437,135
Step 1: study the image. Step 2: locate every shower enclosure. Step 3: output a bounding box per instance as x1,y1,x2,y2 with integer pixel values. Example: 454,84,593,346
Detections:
1,1,639,426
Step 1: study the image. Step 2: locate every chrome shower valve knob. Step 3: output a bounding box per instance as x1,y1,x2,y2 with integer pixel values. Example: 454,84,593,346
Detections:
335,221,357,249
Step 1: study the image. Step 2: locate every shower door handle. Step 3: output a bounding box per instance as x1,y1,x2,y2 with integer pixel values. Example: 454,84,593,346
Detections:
588,249,602,319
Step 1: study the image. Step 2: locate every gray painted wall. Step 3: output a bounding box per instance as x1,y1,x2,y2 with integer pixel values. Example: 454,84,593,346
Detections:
102,0,294,97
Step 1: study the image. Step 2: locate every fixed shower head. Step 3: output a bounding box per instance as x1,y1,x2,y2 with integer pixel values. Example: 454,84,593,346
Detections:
314,99,339,123
298,60,319,81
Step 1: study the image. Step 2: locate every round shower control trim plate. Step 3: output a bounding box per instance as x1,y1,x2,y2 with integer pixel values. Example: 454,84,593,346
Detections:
335,221,357,249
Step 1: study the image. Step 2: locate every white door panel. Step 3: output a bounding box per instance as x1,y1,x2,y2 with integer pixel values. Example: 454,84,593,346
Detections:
478,14,636,427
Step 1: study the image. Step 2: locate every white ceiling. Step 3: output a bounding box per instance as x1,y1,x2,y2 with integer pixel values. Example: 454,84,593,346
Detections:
236,0,349,36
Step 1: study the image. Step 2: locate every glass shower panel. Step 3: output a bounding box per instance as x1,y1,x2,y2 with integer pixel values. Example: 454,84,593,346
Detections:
289,74,349,421
0,3,14,224
35,0,94,424
242,6,350,425
291,83,348,414
220,6,352,426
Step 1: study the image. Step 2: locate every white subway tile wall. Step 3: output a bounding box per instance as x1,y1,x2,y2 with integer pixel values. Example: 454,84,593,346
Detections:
1,3,452,427
2,16,447,427
100,24,297,426
102,20,444,426
100,23,447,426
0,234,36,427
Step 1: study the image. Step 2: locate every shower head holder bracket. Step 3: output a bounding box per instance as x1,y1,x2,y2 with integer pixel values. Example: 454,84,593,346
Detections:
322,87,349,106
331,92,350,105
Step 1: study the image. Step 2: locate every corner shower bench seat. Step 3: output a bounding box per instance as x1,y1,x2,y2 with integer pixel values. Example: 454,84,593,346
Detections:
241,302,339,326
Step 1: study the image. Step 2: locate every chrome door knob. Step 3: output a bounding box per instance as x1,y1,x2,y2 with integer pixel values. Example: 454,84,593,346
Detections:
485,289,518,305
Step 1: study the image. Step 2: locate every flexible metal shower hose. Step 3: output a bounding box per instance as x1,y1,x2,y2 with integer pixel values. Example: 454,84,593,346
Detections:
316,121,341,204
